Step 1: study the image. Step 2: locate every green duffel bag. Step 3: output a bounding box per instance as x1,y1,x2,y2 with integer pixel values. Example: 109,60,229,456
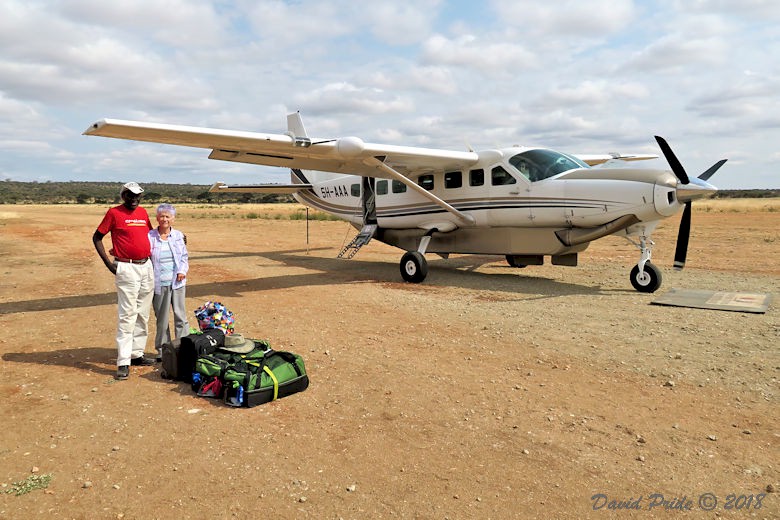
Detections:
194,351,234,378
223,350,309,408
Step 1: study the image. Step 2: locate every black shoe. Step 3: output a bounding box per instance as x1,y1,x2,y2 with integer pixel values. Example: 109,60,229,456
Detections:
130,356,155,366
116,365,129,380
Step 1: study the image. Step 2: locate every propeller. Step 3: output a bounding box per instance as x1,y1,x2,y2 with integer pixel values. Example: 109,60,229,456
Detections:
654,136,725,271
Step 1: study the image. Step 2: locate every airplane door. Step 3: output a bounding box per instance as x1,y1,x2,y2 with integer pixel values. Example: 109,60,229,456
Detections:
487,165,532,226
362,177,377,224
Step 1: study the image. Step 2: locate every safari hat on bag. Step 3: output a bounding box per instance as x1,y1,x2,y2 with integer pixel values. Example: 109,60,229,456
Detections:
221,333,255,354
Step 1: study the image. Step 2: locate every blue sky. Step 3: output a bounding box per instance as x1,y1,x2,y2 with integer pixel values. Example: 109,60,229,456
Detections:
1,0,778,189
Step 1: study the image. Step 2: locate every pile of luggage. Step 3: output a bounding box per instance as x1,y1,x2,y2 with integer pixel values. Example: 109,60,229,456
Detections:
160,301,309,408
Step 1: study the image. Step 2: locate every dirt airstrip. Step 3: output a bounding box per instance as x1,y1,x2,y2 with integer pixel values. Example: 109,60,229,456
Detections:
0,203,778,519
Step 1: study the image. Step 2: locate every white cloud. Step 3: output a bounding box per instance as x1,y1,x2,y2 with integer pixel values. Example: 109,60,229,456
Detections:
0,0,776,188
540,81,649,107
623,36,728,72
292,82,414,116
60,0,227,48
490,0,636,36
421,34,537,73
359,1,442,45
677,0,780,20
369,66,457,95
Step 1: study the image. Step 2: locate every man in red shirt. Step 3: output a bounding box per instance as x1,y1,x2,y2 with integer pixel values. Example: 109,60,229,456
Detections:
93,182,156,380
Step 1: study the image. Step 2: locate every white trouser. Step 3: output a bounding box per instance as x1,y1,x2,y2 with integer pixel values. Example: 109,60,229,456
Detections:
114,260,154,366
152,285,190,353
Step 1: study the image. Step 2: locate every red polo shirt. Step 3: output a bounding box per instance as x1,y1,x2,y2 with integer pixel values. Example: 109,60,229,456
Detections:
97,205,152,260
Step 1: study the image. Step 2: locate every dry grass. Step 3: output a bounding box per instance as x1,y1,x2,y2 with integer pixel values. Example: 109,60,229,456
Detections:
180,203,342,220
698,197,780,213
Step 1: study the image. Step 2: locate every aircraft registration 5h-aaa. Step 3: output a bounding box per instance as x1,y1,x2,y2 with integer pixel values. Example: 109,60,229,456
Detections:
84,113,725,293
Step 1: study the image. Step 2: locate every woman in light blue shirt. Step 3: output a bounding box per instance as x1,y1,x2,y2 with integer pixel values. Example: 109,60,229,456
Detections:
149,203,190,360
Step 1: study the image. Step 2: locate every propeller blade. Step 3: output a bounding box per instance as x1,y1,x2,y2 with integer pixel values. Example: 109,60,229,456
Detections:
698,159,727,181
654,136,690,184
674,201,692,270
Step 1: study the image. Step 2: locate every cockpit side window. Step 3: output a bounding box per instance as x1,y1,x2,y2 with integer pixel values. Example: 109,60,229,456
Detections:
491,166,517,185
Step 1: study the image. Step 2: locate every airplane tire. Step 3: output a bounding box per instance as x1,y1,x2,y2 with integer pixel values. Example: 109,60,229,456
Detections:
400,252,428,283
505,255,527,268
630,262,662,293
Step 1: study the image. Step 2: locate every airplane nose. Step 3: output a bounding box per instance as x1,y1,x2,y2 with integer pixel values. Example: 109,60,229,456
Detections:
676,177,718,202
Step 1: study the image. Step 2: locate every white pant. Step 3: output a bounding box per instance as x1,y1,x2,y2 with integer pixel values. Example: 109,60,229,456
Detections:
152,285,190,354
114,261,154,366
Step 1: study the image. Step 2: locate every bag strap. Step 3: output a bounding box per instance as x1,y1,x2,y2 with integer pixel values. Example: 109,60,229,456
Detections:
263,366,279,401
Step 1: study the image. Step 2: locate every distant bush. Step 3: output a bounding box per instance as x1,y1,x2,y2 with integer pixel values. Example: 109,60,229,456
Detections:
0,181,294,204
713,189,780,199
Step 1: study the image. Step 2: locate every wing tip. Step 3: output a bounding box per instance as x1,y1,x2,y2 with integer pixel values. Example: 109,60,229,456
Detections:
83,120,105,136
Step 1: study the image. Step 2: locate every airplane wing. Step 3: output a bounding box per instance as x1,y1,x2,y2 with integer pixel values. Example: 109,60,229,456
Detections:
576,153,658,166
84,119,479,179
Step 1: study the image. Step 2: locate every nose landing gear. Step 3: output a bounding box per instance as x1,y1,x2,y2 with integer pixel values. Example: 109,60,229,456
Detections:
627,235,663,293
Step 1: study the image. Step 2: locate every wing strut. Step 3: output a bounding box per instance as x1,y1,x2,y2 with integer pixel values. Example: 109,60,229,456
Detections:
365,157,475,226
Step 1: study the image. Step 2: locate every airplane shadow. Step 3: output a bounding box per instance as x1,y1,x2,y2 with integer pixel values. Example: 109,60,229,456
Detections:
3,346,119,378
1,346,205,397
0,248,625,316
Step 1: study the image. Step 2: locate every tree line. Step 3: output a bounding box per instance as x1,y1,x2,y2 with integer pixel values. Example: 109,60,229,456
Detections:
0,181,293,204
0,179,776,204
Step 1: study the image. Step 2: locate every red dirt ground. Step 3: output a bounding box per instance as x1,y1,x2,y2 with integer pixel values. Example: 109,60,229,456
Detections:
0,204,777,519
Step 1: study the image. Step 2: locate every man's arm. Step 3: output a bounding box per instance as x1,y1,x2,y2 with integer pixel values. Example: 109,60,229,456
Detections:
92,230,117,274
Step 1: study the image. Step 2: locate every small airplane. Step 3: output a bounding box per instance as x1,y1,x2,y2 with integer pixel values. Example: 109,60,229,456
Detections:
84,113,725,292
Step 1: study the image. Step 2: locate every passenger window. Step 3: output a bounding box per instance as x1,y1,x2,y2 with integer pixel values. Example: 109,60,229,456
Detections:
351,183,360,197
392,180,407,193
469,169,484,187
377,180,388,195
491,166,517,185
418,174,434,191
444,171,462,189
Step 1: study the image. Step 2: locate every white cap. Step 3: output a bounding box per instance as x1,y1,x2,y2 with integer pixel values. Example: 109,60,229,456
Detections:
120,182,144,195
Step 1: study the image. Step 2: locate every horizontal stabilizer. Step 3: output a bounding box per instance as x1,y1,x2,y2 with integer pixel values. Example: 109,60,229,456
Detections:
209,182,312,194
577,153,658,166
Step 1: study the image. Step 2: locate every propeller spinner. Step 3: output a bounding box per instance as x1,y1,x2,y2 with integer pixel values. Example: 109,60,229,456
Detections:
654,136,725,271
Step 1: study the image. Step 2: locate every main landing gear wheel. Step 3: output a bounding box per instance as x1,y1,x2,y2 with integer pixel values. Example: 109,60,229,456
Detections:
400,251,428,283
505,255,527,268
630,262,662,293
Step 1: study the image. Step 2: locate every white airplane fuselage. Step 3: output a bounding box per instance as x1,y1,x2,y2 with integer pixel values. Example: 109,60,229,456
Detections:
292,147,678,257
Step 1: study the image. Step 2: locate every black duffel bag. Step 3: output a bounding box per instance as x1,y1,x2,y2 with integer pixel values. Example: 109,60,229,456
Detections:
162,329,225,383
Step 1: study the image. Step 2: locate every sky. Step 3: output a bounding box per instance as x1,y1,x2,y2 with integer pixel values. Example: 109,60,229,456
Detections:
0,0,778,189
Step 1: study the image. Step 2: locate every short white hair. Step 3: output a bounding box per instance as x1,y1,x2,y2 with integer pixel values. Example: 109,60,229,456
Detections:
156,203,176,216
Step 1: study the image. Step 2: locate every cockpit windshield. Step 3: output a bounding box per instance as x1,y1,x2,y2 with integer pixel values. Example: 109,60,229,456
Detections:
508,149,589,182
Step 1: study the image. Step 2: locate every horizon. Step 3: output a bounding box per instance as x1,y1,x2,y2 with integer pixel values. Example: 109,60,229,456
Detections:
1,1,778,189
